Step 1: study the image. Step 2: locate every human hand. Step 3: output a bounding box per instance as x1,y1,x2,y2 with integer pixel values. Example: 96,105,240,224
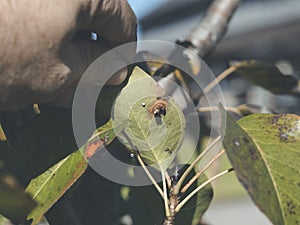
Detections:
0,0,137,110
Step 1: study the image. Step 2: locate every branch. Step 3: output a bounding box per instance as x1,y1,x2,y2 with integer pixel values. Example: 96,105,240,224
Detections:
185,0,241,58
173,135,222,195
198,106,242,116
154,0,241,77
175,168,234,212
181,149,226,194
203,65,237,94
160,165,171,217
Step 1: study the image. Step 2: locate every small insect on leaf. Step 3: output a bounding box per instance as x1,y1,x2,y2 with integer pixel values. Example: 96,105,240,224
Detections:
148,97,168,118
165,148,172,155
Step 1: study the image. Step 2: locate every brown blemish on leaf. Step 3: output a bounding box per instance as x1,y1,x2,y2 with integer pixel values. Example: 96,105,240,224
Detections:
242,136,250,144
164,148,172,156
84,140,104,159
287,200,297,215
269,114,299,142
248,148,258,161
279,132,289,142
270,115,280,126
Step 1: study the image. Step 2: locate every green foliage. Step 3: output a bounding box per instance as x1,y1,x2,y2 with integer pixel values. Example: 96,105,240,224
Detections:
24,118,116,225
112,67,186,170
0,61,299,225
231,60,300,96
0,175,36,224
25,150,87,225
221,106,300,225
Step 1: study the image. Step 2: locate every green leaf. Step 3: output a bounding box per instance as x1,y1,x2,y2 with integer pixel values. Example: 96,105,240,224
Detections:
25,119,116,225
25,150,87,225
231,60,300,96
221,106,300,225
83,119,116,159
0,175,36,224
112,67,186,170
0,215,12,225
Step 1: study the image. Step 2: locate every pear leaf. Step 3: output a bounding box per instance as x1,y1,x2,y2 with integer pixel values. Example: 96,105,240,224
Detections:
25,119,115,225
231,60,300,96
221,105,300,225
0,175,36,224
112,67,186,170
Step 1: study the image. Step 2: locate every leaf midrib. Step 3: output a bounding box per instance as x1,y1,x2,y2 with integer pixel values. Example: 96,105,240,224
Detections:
130,109,161,163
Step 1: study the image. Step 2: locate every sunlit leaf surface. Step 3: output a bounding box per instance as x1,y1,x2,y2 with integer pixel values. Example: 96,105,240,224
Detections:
222,106,300,225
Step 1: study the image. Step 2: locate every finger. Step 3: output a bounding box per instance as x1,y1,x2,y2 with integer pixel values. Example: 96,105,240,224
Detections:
78,0,137,70
79,0,137,44
60,30,131,85
54,31,131,108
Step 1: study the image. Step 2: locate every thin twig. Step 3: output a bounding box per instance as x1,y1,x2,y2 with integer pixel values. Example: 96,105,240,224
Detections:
160,165,171,217
136,153,164,199
181,149,226,193
198,105,242,116
173,135,222,195
165,171,172,189
175,168,234,212
203,66,236,94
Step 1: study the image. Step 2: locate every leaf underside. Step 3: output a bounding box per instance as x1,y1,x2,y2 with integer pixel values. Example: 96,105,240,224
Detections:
112,67,186,170
231,60,300,96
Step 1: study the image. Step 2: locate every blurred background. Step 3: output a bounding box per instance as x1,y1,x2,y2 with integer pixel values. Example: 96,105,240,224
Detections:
127,0,300,224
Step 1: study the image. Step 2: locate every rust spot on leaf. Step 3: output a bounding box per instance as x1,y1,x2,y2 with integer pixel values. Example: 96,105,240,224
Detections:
287,200,297,215
269,114,298,143
279,132,289,142
242,136,250,144
270,115,280,126
85,140,104,159
248,148,258,161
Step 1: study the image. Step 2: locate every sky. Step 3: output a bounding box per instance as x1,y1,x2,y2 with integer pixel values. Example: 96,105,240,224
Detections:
127,0,169,19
